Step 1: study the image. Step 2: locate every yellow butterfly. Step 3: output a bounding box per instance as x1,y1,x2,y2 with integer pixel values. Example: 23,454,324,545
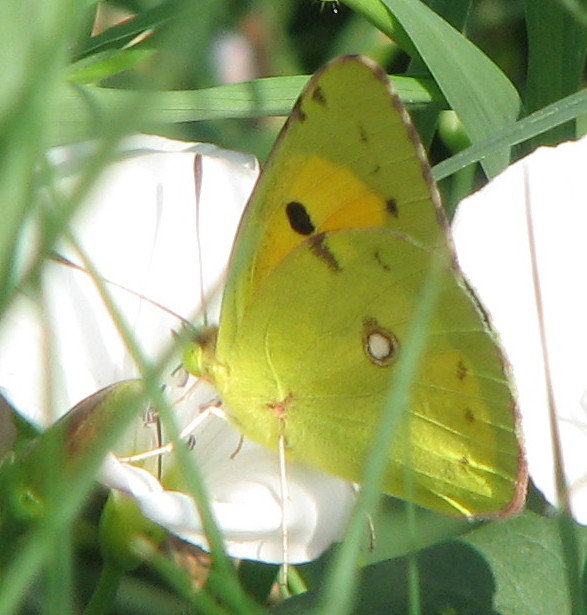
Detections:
186,55,527,518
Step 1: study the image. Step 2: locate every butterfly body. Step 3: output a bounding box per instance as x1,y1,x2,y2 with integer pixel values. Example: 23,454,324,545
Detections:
191,56,526,517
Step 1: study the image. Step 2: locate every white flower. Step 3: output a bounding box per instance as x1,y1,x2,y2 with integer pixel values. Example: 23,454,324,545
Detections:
0,135,354,563
452,135,587,522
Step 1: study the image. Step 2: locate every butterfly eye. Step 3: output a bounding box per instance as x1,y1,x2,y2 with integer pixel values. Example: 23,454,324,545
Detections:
362,317,398,367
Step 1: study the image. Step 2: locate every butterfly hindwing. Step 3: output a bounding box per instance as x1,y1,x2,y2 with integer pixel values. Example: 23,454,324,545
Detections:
216,227,522,516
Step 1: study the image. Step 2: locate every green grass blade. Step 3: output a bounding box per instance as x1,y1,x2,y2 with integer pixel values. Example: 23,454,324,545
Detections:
52,74,443,145
524,0,587,148
433,87,587,181
72,0,183,61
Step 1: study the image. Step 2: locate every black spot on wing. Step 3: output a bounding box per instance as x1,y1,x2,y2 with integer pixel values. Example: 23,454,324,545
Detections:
374,250,391,272
359,124,368,144
286,201,315,235
386,198,399,218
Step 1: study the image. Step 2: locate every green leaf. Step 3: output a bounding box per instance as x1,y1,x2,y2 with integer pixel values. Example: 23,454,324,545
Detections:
72,0,182,62
99,491,166,572
69,48,155,84
468,512,586,614
274,511,587,614
342,0,416,56
363,497,472,566
52,74,443,145
404,0,472,147
0,381,145,611
422,0,472,30
524,0,587,147
433,87,587,181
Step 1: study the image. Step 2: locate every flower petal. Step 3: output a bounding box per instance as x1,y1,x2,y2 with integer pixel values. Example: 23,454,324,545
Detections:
100,453,163,497
0,135,258,425
139,416,354,563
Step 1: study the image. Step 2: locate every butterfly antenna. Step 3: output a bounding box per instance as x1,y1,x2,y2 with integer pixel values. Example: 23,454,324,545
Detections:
523,166,569,511
51,253,193,330
194,154,209,327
